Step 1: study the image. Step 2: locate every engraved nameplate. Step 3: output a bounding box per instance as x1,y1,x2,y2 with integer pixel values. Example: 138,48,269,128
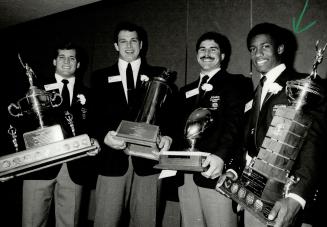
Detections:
23,124,64,149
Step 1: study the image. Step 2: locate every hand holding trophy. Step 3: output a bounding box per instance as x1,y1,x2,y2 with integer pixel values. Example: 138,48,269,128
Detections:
216,40,326,225
1,54,98,181
115,70,175,160
155,107,211,172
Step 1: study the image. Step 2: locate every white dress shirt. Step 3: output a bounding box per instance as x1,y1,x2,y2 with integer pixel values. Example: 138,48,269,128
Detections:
118,58,141,101
260,63,286,108
199,68,220,87
55,73,75,106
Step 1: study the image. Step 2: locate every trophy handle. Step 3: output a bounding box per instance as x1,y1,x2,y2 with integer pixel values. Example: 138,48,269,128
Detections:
8,102,23,117
50,92,63,108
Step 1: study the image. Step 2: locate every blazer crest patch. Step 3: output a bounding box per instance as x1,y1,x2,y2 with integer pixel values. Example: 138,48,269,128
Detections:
209,95,220,110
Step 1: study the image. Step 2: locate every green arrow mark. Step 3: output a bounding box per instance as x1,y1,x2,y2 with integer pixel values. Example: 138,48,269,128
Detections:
292,0,317,33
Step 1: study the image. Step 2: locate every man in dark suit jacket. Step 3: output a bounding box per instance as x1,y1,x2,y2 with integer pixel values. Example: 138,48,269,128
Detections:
22,41,96,227
176,32,252,227
90,22,173,227
219,23,327,227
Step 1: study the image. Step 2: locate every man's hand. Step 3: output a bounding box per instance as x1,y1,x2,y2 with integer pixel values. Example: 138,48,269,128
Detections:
216,170,237,188
152,135,173,160
87,138,100,156
157,135,172,151
268,197,301,227
104,131,126,150
201,154,224,179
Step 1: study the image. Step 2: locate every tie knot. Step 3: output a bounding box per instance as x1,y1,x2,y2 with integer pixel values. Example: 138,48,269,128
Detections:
62,79,69,85
200,75,209,86
259,76,266,86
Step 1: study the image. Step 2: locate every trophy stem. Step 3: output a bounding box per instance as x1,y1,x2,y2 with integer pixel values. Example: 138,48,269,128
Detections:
30,87,45,128
188,138,196,151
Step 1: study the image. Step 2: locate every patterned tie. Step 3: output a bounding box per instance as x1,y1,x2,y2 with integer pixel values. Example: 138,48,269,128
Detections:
126,63,135,104
61,79,70,109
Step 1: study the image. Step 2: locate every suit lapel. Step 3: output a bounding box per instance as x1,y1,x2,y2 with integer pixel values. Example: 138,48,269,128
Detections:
255,70,290,148
261,71,288,107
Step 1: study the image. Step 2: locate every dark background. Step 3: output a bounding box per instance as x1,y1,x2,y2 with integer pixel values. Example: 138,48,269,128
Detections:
0,0,326,226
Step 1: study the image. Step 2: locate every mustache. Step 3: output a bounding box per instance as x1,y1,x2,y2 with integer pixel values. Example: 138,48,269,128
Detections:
200,56,215,60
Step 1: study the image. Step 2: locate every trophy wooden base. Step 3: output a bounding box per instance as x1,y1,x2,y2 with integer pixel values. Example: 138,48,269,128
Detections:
125,144,159,160
154,151,210,172
116,120,160,160
0,134,97,181
216,168,275,226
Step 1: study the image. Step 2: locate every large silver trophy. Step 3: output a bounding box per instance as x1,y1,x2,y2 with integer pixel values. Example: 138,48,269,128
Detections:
155,108,211,171
115,70,175,160
8,54,64,147
1,54,98,181
216,41,326,225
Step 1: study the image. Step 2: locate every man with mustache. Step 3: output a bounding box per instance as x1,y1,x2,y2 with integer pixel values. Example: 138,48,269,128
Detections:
175,31,252,227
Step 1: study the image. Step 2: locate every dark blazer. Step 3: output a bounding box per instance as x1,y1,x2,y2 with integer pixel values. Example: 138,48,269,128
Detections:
238,68,327,203
176,69,252,188
90,60,168,177
22,76,94,186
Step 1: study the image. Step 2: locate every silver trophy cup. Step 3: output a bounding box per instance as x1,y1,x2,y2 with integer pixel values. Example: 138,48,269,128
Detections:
8,54,63,149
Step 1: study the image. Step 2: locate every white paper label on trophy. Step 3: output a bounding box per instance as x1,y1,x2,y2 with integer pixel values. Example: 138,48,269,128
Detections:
244,100,253,113
159,170,177,179
44,83,60,92
185,88,199,99
108,75,122,83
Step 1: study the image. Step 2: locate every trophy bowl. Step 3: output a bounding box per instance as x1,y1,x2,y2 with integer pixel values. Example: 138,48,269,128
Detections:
286,77,325,110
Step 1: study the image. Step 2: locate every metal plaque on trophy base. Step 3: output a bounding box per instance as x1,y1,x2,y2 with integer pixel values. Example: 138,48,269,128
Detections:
116,120,159,160
116,120,159,147
217,40,327,225
154,151,209,172
0,134,98,181
23,124,64,149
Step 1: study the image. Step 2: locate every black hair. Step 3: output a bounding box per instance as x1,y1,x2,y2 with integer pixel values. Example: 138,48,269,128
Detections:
53,41,81,62
246,23,284,50
113,22,143,43
247,22,298,66
196,31,231,69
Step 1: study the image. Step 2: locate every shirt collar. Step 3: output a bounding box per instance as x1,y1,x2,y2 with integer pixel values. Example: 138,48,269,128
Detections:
200,68,221,82
261,63,286,85
55,73,75,85
118,58,141,71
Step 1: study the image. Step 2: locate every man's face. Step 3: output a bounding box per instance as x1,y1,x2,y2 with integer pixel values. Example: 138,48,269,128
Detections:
114,30,142,62
249,34,284,75
53,49,80,78
197,39,225,73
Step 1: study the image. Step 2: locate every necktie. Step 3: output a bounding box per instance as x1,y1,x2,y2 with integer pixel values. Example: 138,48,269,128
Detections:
198,75,209,99
250,76,266,152
126,63,135,104
61,79,70,109
195,75,209,106
254,76,266,115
